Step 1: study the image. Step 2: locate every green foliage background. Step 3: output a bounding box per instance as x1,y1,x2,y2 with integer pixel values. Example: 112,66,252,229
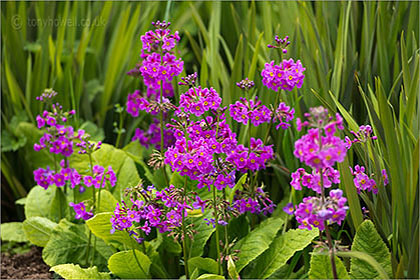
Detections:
1,1,419,278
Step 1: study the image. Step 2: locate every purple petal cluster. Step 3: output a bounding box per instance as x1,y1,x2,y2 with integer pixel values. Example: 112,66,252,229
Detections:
236,78,255,90
179,86,222,117
267,35,291,54
226,138,274,172
291,167,340,194
294,189,348,231
273,102,295,130
232,187,275,216
83,165,117,189
165,117,238,190
141,22,180,52
229,97,271,126
261,59,305,92
140,52,183,89
132,118,175,149
69,202,93,220
33,166,81,190
350,165,388,194
345,125,378,149
294,120,347,170
36,88,58,102
111,185,196,242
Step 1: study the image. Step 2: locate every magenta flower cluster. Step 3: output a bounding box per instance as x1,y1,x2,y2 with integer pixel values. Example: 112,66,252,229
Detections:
232,187,275,216
69,202,93,221
273,102,295,130
229,97,271,126
286,189,348,231
294,110,346,169
291,167,340,194
287,107,349,230
345,125,378,149
132,118,175,149
261,58,305,92
83,165,117,189
226,138,274,173
179,86,222,117
33,165,81,190
111,185,192,243
350,165,388,194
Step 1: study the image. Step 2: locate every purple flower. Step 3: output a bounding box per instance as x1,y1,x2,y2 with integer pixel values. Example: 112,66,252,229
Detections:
179,86,221,117
273,102,295,130
229,97,271,127
261,59,305,92
283,203,295,215
69,202,93,220
193,196,207,213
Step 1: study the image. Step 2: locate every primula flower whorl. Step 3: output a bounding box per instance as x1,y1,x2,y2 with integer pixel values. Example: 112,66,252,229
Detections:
261,58,305,92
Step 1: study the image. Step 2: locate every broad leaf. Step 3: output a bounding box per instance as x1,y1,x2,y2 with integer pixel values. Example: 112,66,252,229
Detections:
24,186,54,219
43,219,112,271
96,190,118,213
86,212,141,250
233,216,284,272
251,228,319,279
188,257,218,274
309,253,349,279
350,220,392,279
22,217,57,247
70,143,140,200
189,213,215,258
50,264,110,279
1,222,28,243
108,249,151,279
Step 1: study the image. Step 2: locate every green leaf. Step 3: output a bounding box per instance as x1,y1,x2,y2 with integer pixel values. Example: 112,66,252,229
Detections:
96,190,118,213
50,264,110,279
70,143,140,200
22,217,57,247
227,256,240,280
251,228,319,279
233,216,284,272
25,186,59,220
196,274,225,279
43,219,112,271
108,249,151,279
350,220,392,279
86,212,140,250
160,233,182,254
189,213,215,258
309,252,349,279
188,257,219,275
0,222,28,243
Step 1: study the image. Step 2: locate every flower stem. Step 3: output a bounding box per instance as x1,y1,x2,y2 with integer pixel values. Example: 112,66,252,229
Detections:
212,185,222,275
115,110,124,148
319,168,337,279
181,176,189,279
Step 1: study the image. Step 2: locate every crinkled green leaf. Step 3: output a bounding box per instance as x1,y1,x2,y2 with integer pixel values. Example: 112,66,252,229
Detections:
50,264,110,279
22,217,57,247
251,228,319,279
350,220,392,279
1,222,28,243
25,185,66,222
309,252,349,279
43,219,112,271
108,249,151,279
233,216,284,272
86,212,140,250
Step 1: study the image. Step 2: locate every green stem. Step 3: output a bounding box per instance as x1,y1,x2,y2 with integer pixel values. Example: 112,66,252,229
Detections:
115,111,124,148
212,185,222,275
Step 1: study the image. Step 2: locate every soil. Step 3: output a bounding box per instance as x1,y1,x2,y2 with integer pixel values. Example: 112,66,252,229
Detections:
1,246,52,279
